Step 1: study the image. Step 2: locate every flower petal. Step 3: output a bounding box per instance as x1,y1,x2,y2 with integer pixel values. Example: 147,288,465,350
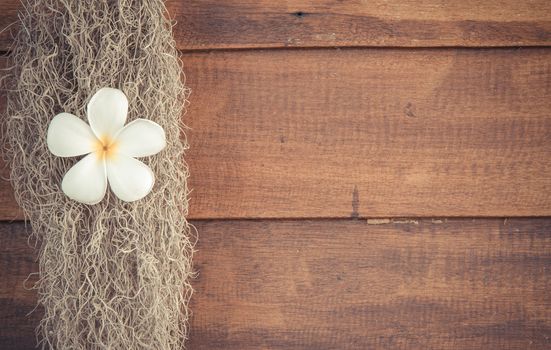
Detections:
61,153,107,204
115,119,166,157
106,156,154,202
87,87,128,139
47,113,97,157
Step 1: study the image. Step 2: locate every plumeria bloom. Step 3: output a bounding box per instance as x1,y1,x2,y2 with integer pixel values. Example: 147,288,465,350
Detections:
47,87,166,204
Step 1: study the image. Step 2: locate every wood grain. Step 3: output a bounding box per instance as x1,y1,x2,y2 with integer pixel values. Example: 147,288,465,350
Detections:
0,223,40,349
1,0,551,51
183,48,551,218
1,219,550,349
1,48,551,219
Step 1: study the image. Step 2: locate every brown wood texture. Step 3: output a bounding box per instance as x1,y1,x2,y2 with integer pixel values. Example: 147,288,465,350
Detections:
1,2,550,349
1,48,551,219
1,219,550,349
1,0,551,51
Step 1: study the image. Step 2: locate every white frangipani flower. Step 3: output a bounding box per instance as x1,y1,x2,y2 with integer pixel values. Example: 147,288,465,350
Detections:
47,87,166,204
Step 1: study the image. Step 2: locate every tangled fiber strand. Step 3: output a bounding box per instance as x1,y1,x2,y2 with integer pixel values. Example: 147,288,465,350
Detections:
2,0,194,348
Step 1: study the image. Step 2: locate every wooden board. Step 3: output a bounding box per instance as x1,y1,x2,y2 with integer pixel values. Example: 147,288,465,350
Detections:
1,48,551,219
1,0,551,51
1,219,550,349
0,222,40,349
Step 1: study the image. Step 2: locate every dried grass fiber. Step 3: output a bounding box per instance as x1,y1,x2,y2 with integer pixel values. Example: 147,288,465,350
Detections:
2,0,194,348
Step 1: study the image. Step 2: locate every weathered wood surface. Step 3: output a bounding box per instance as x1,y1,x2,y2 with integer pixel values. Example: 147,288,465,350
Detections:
1,2,550,350
1,48,551,219
1,219,550,349
184,48,551,218
0,222,39,349
1,0,551,51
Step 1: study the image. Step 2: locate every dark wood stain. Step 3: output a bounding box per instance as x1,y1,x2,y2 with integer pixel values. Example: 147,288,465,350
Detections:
351,186,360,218
1,1,551,50
1,220,550,349
1,1,550,349
1,48,551,219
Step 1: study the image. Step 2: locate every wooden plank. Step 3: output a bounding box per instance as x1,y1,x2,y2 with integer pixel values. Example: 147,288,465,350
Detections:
0,168,19,221
171,0,551,49
1,0,551,51
1,48,551,219
1,219,550,349
0,222,40,349
184,48,551,218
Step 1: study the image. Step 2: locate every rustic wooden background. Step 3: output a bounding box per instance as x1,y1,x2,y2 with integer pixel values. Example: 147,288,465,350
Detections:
1,1,551,349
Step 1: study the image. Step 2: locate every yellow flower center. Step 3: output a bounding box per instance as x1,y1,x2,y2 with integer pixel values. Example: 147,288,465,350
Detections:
94,135,118,160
